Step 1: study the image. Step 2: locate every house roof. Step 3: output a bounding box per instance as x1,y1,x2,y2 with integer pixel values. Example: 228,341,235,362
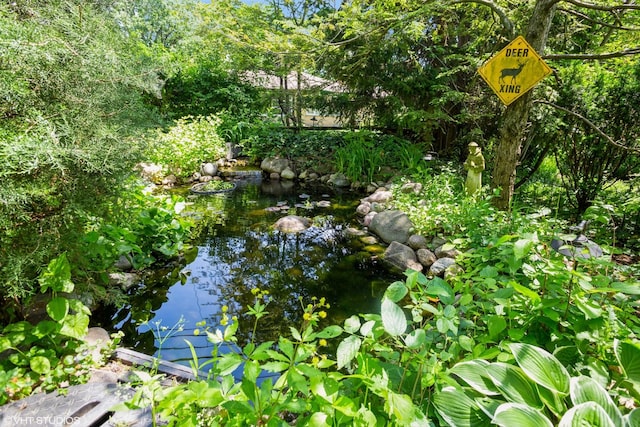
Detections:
242,70,346,93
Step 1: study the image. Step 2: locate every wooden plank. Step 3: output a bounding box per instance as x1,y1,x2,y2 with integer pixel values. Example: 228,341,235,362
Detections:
115,347,208,382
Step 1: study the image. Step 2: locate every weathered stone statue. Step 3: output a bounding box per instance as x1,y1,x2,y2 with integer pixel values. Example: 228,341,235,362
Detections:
463,142,485,196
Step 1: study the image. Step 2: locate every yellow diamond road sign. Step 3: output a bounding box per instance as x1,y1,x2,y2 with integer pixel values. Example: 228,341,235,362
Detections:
478,36,552,106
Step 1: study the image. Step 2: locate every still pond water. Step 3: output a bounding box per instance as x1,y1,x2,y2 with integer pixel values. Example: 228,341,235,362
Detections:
95,173,399,367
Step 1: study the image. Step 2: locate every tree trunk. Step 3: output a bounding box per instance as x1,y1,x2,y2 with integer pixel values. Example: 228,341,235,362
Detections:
491,0,558,210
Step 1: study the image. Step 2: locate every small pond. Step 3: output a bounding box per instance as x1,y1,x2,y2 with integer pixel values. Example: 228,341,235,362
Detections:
94,172,400,369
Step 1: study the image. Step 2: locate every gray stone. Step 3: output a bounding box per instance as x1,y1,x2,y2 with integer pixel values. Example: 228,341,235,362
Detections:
273,215,312,233
435,244,461,259
363,189,393,204
109,272,141,291
356,202,371,216
260,157,290,174
445,264,465,280
400,182,423,194
368,210,413,244
281,167,296,180
428,257,457,277
328,173,350,188
201,162,218,177
416,248,437,267
383,241,421,272
363,212,376,227
431,236,447,250
113,255,133,271
407,234,428,250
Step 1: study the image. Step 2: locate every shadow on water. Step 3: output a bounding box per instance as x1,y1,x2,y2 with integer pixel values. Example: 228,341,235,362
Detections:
94,175,399,369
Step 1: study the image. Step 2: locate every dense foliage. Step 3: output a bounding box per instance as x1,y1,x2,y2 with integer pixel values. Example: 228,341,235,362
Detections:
1,0,639,424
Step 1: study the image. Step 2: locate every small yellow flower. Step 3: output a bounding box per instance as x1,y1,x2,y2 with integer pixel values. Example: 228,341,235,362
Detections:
303,313,312,321
318,311,327,319
221,305,229,313
312,356,320,366
319,339,327,347
194,328,200,336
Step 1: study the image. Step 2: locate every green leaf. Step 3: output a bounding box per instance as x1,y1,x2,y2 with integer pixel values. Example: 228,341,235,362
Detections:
46,297,69,322
513,238,533,260
485,363,543,408
433,387,492,427
487,315,507,339
316,325,343,339
426,277,455,304
404,328,426,349
509,281,540,305
509,343,570,394
570,376,623,427
558,402,616,427
308,412,330,427
343,315,361,334
459,335,475,352
261,361,290,372
243,360,261,383
59,313,89,340
30,356,51,375
385,281,409,302
38,254,74,294
574,295,603,319
492,403,553,427
337,335,361,370
450,360,500,396
214,353,243,376
625,408,640,426
381,297,407,337
615,340,640,383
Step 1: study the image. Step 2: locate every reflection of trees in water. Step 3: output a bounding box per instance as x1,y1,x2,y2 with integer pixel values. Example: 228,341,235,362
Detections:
97,181,397,358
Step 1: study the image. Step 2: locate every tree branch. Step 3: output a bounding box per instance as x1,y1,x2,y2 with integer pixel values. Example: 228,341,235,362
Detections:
559,7,640,31
543,46,640,59
533,100,640,154
449,0,515,37
560,0,640,12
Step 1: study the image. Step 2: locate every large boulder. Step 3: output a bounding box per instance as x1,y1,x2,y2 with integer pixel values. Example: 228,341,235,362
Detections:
368,210,413,244
273,215,312,233
261,157,290,174
428,257,457,277
383,241,422,272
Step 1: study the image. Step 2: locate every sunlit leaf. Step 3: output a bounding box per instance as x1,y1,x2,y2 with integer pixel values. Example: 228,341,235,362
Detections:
492,403,553,427
615,340,640,384
30,356,51,375
450,360,500,395
558,402,616,427
381,297,407,337
337,335,361,370
384,281,408,302
433,387,492,427
46,297,69,322
570,376,623,427
485,363,543,408
509,343,570,394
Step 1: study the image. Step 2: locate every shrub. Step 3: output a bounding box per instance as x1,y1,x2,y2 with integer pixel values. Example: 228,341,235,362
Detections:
147,115,227,180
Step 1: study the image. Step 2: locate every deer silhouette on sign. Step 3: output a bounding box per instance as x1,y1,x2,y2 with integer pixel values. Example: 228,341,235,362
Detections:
499,60,526,84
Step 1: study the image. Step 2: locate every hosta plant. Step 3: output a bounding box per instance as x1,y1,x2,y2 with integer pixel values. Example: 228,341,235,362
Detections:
433,341,640,426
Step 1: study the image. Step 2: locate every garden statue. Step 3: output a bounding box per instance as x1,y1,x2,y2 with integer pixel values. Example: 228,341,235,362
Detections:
463,142,485,196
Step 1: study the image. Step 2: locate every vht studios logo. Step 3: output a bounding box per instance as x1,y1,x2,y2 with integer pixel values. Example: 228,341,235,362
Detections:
478,36,552,105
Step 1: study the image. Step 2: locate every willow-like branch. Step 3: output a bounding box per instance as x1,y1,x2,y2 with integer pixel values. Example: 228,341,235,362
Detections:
534,100,640,154
559,7,640,31
560,0,640,12
543,46,640,59
449,0,515,37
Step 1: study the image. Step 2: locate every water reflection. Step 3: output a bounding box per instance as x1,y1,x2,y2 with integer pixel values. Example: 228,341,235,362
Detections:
95,177,398,366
